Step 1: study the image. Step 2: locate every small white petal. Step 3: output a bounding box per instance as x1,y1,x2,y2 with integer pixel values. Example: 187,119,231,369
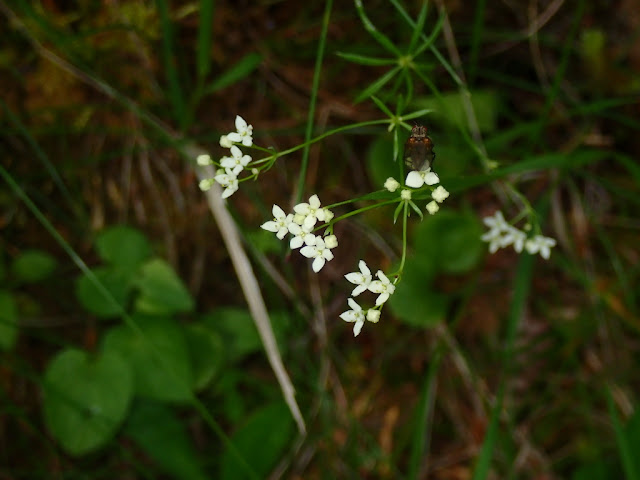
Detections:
261,220,279,233
235,115,247,132
405,171,424,188
312,256,325,272
353,319,364,336
424,171,440,185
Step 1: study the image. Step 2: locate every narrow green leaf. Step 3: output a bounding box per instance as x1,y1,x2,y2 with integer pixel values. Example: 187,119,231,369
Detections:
606,387,640,480
354,0,402,56
355,65,401,103
0,290,19,351
336,52,396,66
408,0,429,53
156,0,187,129
204,52,262,94
197,0,215,82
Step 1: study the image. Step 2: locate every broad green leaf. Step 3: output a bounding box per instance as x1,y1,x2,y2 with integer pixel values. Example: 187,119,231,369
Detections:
0,290,19,351
75,266,133,318
125,402,208,480
184,323,224,391
388,256,447,327
366,135,399,188
43,349,133,456
95,226,151,269
414,90,499,133
414,210,484,274
134,259,195,315
102,315,193,403
203,308,291,362
11,249,57,283
220,402,295,480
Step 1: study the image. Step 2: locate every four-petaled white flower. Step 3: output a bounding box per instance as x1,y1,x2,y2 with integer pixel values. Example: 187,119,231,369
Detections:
405,168,440,188
432,185,449,203
502,225,526,253
226,115,253,147
261,205,293,240
340,298,366,337
294,194,327,229
369,270,396,306
288,222,316,249
221,145,252,169
345,260,373,296
481,210,556,259
214,165,242,199
525,235,556,259
300,237,335,273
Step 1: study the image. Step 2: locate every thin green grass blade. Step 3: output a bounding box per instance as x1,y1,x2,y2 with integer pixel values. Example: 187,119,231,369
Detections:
467,0,487,84
156,0,187,130
203,52,262,94
472,254,534,480
408,0,429,53
336,52,397,66
1,100,84,221
605,386,640,480
196,0,215,83
354,65,401,103
530,0,585,147
295,0,333,203
370,95,394,117
354,0,402,56
407,350,442,480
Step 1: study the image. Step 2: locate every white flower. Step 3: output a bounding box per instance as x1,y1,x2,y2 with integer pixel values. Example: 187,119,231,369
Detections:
294,194,325,229
401,189,412,200
345,260,373,296
213,165,242,199
226,115,253,147
525,235,557,259
426,201,439,215
432,185,449,203
482,211,509,234
340,298,366,337
502,225,526,252
369,270,396,306
261,205,294,240
219,135,233,148
197,154,212,166
384,177,400,192
481,225,504,253
288,222,316,249
405,169,440,188
300,236,334,272
220,145,252,170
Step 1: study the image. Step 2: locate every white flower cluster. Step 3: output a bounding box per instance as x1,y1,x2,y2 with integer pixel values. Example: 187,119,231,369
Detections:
261,194,337,273
340,260,396,336
198,115,254,199
481,210,557,259
398,168,450,215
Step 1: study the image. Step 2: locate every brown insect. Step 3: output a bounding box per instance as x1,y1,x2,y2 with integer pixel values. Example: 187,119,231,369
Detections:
404,124,435,172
